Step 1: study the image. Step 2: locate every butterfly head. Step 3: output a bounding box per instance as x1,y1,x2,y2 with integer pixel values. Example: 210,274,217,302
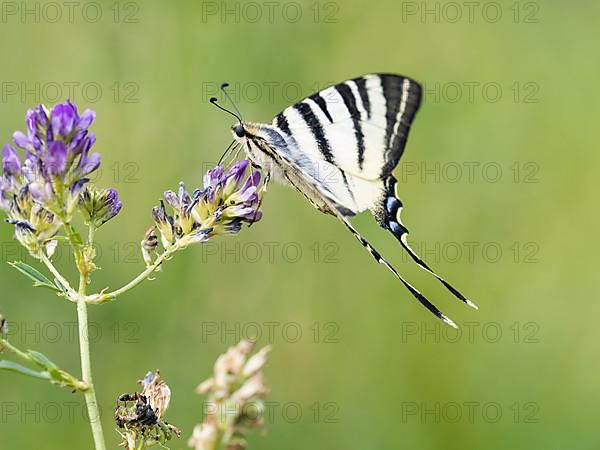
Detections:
230,122,272,146
232,123,246,138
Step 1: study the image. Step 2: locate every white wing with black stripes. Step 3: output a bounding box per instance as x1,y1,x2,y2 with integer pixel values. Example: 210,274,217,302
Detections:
231,73,476,326
273,73,420,181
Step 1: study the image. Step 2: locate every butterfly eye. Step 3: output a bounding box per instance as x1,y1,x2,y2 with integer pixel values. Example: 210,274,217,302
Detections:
233,124,245,138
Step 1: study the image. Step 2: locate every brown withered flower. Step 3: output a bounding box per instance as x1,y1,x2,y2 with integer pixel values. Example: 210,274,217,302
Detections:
115,370,180,449
188,341,271,450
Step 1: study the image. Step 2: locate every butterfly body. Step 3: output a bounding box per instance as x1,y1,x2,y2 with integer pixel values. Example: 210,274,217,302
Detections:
228,73,476,326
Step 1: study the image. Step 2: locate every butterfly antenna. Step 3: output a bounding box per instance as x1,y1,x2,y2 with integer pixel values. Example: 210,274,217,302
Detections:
220,83,244,123
209,83,244,124
209,96,242,123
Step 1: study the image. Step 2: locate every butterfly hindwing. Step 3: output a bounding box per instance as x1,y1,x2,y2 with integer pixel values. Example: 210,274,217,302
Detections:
373,175,477,310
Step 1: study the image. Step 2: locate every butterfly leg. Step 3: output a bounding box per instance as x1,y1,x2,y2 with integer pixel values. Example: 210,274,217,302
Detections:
259,169,271,194
375,176,477,309
217,140,238,166
249,169,270,227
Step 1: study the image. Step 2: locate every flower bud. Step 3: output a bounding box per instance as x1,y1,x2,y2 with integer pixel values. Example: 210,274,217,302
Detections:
152,200,175,248
79,187,122,228
2,145,21,177
141,226,158,266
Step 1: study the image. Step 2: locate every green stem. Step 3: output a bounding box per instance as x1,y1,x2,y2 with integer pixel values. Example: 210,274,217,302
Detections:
39,253,78,300
77,297,106,450
59,218,106,450
86,243,181,304
88,225,96,251
0,338,31,361
78,224,106,449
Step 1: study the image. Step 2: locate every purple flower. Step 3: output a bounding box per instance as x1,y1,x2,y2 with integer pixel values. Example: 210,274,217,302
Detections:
105,188,123,222
225,160,249,182
26,105,49,134
76,149,101,176
203,166,224,202
2,145,21,176
13,105,51,153
77,109,96,130
51,101,96,141
46,141,68,176
12,131,32,151
227,205,262,221
0,181,11,212
51,101,78,138
28,180,53,204
68,130,88,154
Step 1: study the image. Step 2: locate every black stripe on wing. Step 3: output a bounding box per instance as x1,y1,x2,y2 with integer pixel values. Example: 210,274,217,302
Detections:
293,102,335,164
272,73,422,179
275,112,292,135
378,74,422,177
354,77,371,119
335,83,366,170
309,93,334,123
374,176,477,310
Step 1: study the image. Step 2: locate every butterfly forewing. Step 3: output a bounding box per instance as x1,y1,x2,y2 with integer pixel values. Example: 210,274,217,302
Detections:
272,74,422,181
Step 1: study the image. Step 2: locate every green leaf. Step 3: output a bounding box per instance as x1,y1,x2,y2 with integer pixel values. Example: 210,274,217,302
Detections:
47,367,65,382
8,261,60,292
27,350,58,370
0,360,50,380
52,277,69,294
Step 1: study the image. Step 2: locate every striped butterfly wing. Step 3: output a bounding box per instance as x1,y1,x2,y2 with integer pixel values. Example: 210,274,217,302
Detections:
273,73,422,182
263,73,475,325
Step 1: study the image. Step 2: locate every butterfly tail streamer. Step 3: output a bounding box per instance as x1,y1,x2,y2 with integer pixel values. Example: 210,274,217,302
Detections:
377,176,477,310
336,209,458,328
259,139,458,327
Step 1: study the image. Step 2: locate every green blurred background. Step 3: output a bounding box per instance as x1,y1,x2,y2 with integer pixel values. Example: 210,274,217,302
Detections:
0,0,597,448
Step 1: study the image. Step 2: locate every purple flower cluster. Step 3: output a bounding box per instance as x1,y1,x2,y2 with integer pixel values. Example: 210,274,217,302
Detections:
0,102,121,254
146,160,262,257
10,102,99,190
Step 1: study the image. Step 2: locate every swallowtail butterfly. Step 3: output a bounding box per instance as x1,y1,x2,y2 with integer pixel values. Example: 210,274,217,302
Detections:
217,73,477,327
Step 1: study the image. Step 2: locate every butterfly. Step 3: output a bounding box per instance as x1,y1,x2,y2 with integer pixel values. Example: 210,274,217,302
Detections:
214,73,477,327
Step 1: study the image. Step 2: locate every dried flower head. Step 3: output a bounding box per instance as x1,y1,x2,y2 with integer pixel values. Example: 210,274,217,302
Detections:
189,341,271,450
115,370,180,449
147,160,262,259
